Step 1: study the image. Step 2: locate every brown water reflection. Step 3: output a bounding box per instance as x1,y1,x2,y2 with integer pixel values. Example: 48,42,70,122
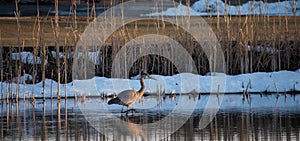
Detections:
0,94,300,140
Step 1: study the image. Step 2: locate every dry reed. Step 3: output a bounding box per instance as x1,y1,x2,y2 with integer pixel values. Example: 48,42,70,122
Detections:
0,1,299,100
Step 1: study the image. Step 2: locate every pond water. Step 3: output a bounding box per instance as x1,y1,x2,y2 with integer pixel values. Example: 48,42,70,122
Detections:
0,94,300,140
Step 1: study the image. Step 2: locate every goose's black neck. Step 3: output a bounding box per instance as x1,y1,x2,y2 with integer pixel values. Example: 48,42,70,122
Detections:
138,76,146,95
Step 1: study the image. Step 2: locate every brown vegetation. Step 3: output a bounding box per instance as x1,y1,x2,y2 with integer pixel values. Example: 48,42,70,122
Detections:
0,2,299,84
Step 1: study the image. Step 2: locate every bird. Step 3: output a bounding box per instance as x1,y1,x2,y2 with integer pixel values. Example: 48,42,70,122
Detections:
108,71,156,113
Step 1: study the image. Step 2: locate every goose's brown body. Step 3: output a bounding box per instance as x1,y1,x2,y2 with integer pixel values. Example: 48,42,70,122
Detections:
108,71,155,112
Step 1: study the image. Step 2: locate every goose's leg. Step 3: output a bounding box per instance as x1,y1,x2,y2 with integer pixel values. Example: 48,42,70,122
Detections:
124,105,135,115
131,105,135,114
132,109,134,114
125,106,129,116
124,105,136,115
121,106,124,113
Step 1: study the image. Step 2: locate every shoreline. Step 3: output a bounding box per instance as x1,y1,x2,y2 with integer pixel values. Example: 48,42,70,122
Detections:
1,69,299,99
1,91,299,101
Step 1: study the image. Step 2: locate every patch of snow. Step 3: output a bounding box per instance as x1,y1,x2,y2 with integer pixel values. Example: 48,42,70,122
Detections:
205,72,227,76
130,74,142,80
12,74,33,84
76,51,102,65
0,69,299,99
144,0,300,16
11,52,42,64
193,0,296,16
51,51,101,65
51,51,66,58
142,4,201,16
247,45,279,53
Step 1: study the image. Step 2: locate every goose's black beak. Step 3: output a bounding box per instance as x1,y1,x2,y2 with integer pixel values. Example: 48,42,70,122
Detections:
148,75,157,80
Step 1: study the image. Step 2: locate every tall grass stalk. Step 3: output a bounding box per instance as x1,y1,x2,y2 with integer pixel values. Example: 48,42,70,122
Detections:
14,0,21,102
8,47,12,101
0,1,299,99
23,70,26,101
55,0,61,100
51,70,53,100
64,38,68,99
73,0,77,29
0,31,3,100
56,100,61,140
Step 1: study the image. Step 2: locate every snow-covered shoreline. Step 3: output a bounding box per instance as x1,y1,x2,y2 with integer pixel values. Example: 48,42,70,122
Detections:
144,0,300,17
1,69,299,99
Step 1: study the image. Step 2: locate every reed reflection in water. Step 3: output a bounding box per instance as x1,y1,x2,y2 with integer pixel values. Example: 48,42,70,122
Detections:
0,94,299,140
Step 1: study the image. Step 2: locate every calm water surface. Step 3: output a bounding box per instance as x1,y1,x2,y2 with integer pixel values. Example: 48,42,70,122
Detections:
1,94,300,141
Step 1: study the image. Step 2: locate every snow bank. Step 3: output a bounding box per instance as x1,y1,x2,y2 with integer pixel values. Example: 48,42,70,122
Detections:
192,0,296,16
1,69,299,99
141,4,201,16
144,0,300,16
